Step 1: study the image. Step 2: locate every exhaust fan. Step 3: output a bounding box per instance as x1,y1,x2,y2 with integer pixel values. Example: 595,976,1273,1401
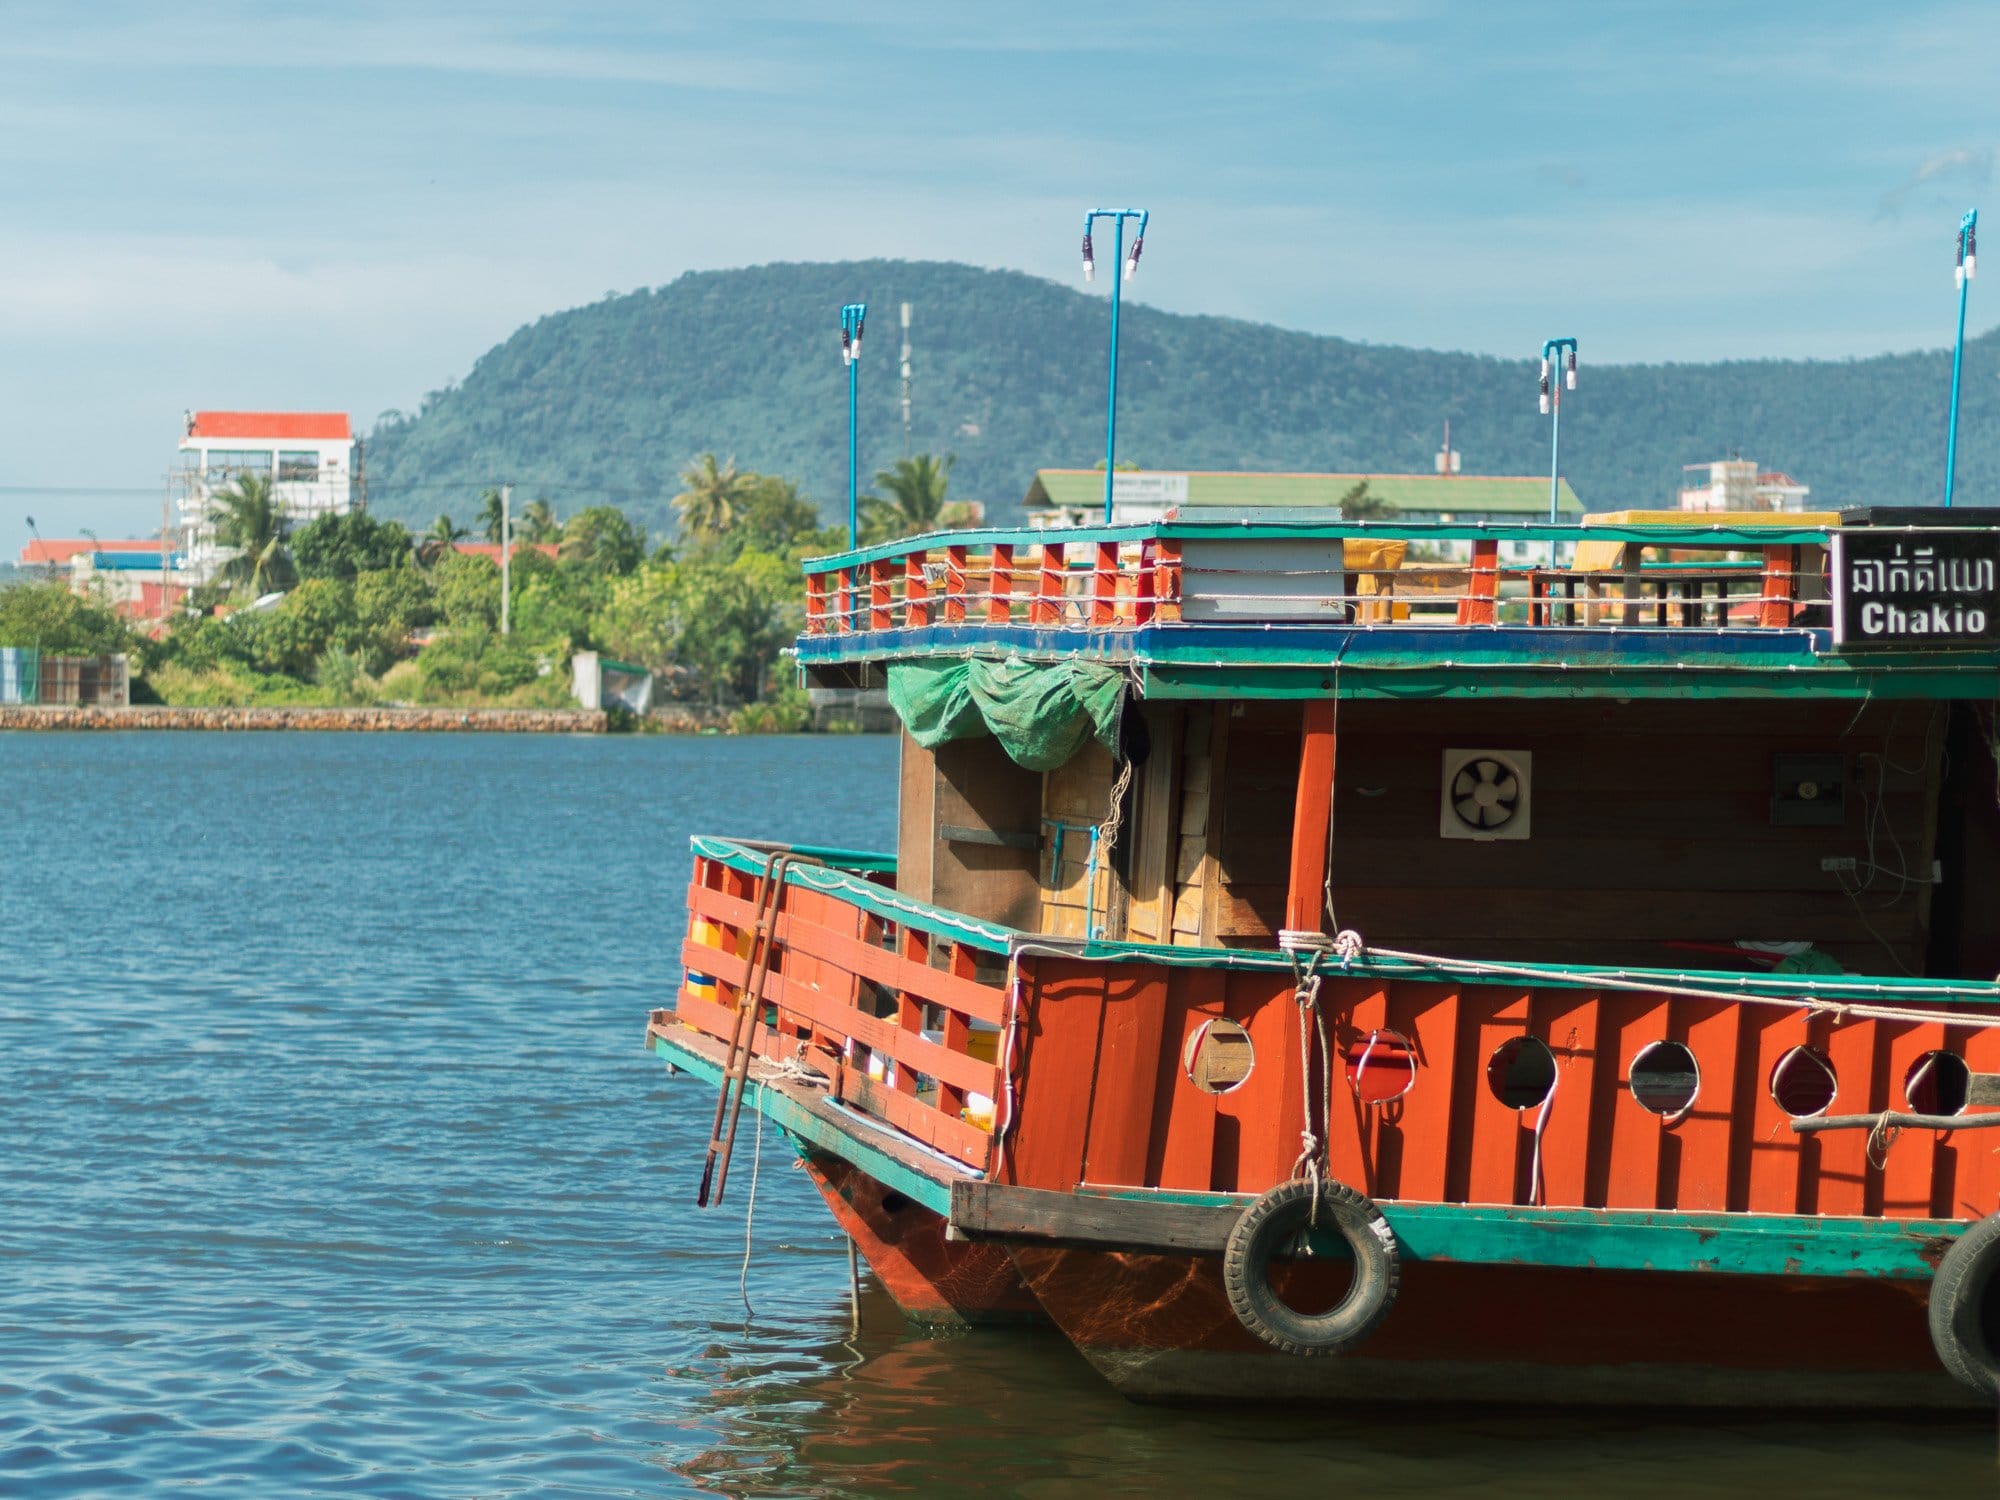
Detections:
1441,749,1532,841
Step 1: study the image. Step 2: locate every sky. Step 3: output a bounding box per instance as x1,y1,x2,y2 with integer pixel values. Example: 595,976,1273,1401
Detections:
3,0,1998,538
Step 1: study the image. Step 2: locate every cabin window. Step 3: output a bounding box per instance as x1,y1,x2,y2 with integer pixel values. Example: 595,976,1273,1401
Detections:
277,450,320,482
205,449,272,481
1628,1040,1699,1116
1905,1050,1970,1116
1485,1036,1557,1110
1182,1018,1255,1094
1770,1044,1838,1118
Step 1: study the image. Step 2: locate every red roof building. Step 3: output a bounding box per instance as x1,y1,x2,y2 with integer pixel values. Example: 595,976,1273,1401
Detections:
185,411,352,441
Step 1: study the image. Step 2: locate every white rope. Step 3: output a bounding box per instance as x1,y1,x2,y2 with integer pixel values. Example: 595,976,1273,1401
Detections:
739,1110,764,1318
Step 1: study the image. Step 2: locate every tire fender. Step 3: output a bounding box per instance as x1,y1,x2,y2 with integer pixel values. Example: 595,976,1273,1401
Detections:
1222,1178,1399,1357
1930,1210,2000,1392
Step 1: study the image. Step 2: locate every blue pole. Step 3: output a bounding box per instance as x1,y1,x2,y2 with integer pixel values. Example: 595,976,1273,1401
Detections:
1083,209,1147,524
841,302,866,546
1104,214,1124,524
1946,208,1977,509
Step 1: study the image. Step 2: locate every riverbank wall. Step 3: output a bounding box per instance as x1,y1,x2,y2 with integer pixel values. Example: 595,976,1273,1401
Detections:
0,705,609,732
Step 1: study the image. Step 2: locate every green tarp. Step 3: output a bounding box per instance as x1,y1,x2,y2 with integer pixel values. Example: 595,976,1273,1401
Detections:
886,658,1125,771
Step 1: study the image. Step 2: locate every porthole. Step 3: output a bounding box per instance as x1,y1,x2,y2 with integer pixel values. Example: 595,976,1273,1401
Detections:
1344,1029,1417,1105
1183,1018,1255,1095
1905,1050,1971,1117
1486,1036,1557,1111
1629,1040,1700,1117
1770,1044,1838,1119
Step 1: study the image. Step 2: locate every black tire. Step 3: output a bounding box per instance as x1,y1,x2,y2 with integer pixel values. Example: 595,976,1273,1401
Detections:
1222,1178,1399,1357
1929,1211,2000,1392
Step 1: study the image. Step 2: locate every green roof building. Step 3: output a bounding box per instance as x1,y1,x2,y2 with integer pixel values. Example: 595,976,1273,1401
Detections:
1024,468,1582,524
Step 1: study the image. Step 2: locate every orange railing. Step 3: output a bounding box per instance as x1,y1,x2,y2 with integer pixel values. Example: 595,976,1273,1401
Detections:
671,850,1008,1171
802,528,1828,639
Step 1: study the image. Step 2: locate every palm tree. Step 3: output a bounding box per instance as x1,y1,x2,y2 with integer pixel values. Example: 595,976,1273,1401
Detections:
475,487,506,543
419,513,468,566
519,498,559,544
673,453,753,542
862,453,956,541
208,473,295,595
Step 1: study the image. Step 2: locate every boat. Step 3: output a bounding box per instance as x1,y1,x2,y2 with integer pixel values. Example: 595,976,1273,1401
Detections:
649,502,2000,1407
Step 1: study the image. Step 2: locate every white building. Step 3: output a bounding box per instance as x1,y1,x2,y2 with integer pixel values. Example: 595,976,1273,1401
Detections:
177,410,356,578
1677,459,1811,513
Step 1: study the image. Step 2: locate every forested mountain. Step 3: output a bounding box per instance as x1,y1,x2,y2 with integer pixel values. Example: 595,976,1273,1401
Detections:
363,260,2000,537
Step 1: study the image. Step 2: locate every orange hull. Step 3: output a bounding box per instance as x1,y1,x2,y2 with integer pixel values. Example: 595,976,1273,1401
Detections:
1007,1244,1975,1408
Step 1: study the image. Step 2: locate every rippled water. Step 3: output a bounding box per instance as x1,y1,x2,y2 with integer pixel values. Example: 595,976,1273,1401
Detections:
2,731,1994,1497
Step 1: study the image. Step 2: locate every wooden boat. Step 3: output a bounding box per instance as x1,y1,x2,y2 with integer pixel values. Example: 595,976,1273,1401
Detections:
650,507,2000,1407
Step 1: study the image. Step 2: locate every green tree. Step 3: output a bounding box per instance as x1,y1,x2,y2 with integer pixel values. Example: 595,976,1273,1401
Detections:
519,497,560,543
432,551,501,629
352,567,437,671
0,579,132,654
560,505,645,574
861,453,955,542
293,511,415,579
476,487,506,543
420,514,468,565
209,473,296,595
672,453,754,542
1339,480,1398,521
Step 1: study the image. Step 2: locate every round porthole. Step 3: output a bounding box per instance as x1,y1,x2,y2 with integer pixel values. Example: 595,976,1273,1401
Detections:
1344,1029,1417,1105
1770,1044,1838,1119
1905,1050,1971,1117
1486,1036,1557,1111
1629,1041,1700,1117
1183,1018,1255,1095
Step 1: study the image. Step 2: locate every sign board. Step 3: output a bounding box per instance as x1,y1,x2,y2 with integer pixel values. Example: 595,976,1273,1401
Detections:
1111,472,1190,508
1830,529,2000,651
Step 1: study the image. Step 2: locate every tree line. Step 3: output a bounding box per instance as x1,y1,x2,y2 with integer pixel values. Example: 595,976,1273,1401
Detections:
1,450,971,724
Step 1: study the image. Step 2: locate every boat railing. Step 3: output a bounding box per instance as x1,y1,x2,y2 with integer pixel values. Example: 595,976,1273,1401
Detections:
666,838,1011,1172
801,520,1834,639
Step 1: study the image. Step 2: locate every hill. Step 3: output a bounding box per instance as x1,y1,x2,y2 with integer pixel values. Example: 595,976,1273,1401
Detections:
362,260,2000,537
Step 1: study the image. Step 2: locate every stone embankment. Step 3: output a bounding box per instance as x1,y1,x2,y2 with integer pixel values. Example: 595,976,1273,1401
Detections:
0,705,608,732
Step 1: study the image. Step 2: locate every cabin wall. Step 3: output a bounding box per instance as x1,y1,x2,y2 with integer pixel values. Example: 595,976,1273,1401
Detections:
1206,698,1944,975
1038,740,1120,937
900,730,1044,930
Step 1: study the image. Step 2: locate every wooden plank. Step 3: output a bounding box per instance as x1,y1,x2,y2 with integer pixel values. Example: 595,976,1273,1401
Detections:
1386,982,1460,1203
1673,999,1740,1212
943,544,967,625
987,543,1014,624
687,881,1006,1025
679,937,999,1098
1534,986,1601,1208
1081,967,1171,1185
1600,995,1669,1211
1198,704,1231,945
897,729,936,907
1285,699,1336,935
1147,966,1225,1190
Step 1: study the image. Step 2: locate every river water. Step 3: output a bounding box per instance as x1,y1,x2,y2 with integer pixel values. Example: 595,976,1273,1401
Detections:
1,731,1991,1497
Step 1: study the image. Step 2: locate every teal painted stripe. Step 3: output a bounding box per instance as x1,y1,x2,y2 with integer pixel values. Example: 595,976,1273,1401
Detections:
647,1029,955,1217
1138,665,2000,702
1076,1186,1962,1280
683,832,2000,1005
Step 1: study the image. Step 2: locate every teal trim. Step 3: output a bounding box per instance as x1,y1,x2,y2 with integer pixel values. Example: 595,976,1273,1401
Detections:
1138,664,2000,702
1074,1185,1962,1280
689,834,1014,953
685,832,2000,1006
648,1028,955,1216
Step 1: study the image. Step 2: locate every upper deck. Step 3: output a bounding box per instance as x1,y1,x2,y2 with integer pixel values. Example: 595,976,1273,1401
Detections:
798,511,2000,700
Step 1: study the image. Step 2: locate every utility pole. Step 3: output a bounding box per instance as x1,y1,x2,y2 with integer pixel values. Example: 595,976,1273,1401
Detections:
900,302,913,456
1081,208,1150,523
1539,337,1578,566
500,483,512,636
1946,208,1978,508
841,303,867,547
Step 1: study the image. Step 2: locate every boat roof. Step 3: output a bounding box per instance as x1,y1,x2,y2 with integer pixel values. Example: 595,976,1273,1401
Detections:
796,510,2000,703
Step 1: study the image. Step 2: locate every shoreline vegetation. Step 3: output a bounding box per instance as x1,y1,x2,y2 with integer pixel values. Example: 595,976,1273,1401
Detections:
3,454,959,734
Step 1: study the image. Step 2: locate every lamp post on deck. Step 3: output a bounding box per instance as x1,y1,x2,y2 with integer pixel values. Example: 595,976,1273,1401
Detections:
1945,209,1977,508
1081,208,1149,524
841,302,867,547
1539,337,1578,566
